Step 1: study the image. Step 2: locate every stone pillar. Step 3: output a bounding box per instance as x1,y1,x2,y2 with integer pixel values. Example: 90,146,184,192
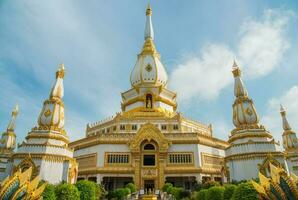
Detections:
159,152,166,190
133,153,141,189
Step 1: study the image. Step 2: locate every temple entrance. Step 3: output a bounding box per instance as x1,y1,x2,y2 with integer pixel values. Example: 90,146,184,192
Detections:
144,180,155,192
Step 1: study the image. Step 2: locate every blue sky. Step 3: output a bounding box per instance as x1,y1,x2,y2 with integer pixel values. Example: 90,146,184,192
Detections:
0,0,298,146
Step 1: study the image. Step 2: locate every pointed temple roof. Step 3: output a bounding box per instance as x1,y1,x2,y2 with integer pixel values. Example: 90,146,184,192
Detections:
130,4,168,88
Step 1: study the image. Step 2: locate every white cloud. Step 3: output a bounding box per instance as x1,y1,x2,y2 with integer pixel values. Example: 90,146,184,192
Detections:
262,86,298,145
239,9,291,77
170,9,292,102
170,44,234,101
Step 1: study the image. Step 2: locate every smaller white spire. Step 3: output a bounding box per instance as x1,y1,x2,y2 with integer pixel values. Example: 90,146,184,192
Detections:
144,3,154,40
232,60,248,97
50,63,65,99
7,104,19,132
280,104,291,131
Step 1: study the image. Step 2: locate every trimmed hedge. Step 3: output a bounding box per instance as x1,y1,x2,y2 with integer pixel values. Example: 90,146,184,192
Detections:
76,180,97,200
223,184,237,200
232,182,258,200
205,186,224,200
42,184,56,200
195,189,208,200
55,183,80,200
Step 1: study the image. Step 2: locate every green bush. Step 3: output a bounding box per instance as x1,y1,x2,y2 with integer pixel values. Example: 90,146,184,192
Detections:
166,185,174,194
180,190,191,199
42,183,56,200
55,183,80,200
125,183,137,193
76,180,97,200
114,188,130,200
96,184,107,200
202,181,220,189
195,189,208,200
171,187,184,200
162,183,173,192
223,184,237,200
232,182,258,200
206,186,224,200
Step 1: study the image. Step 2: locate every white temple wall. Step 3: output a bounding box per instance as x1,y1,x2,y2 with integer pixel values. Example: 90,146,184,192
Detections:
17,146,73,157
226,143,280,155
74,144,130,167
39,160,65,184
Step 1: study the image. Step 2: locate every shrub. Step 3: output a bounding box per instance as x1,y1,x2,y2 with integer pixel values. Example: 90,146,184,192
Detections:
223,184,237,200
194,182,203,191
206,186,224,200
76,180,97,200
96,184,107,200
114,188,130,200
202,181,220,189
166,185,174,194
195,189,208,200
171,187,184,200
125,183,137,193
162,183,173,192
42,183,56,200
55,183,80,200
180,190,191,199
232,182,258,200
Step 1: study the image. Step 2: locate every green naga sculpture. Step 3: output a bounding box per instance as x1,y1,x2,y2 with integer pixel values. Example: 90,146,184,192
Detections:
252,163,298,200
0,167,46,200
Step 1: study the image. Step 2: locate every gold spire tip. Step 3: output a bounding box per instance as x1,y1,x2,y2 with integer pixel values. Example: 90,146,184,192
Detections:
56,63,65,79
146,3,152,16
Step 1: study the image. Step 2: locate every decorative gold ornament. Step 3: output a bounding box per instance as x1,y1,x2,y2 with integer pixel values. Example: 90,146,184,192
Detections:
44,109,52,117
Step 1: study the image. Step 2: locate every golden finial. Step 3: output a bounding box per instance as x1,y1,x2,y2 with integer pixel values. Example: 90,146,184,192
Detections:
12,104,19,117
56,63,65,79
232,59,241,77
146,3,152,16
280,104,286,116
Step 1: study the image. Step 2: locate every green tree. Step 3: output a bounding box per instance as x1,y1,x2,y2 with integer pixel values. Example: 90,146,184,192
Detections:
55,183,80,200
42,183,56,200
206,186,224,200
223,184,237,200
76,180,97,200
232,182,258,200
162,183,173,192
195,189,208,200
96,184,106,200
125,183,137,193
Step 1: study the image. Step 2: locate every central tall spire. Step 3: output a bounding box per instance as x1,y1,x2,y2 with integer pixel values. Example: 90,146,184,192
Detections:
144,3,154,40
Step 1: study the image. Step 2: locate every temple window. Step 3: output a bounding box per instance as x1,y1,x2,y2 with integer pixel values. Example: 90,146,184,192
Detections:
173,124,179,130
106,153,130,164
143,155,155,166
161,125,167,130
120,125,125,130
144,143,155,150
132,124,138,130
168,153,193,164
146,94,153,109
113,126,117,131
107,128,110,133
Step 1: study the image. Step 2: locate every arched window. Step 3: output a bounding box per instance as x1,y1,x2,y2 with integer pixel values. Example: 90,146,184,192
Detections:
146,94,153,109
144,143,155,150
